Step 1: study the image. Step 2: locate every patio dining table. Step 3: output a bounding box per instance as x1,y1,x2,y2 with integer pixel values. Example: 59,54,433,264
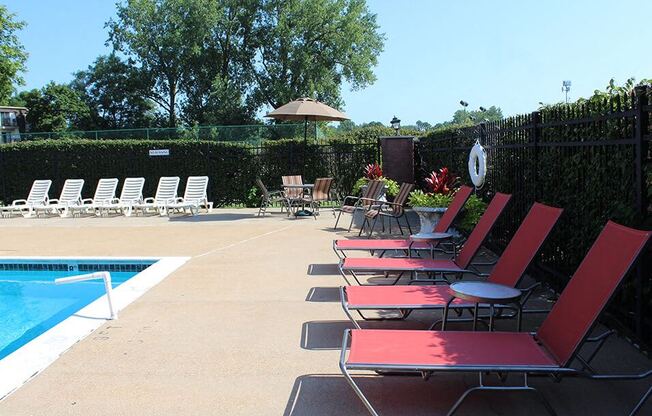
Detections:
283,184,314,216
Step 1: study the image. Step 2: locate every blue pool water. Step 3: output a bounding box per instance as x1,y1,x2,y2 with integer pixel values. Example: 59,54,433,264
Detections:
0,260,154,360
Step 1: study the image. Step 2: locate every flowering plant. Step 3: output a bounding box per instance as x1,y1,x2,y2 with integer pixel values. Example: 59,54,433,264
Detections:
364,162,383,180
352,162,399,197
425,168,460,195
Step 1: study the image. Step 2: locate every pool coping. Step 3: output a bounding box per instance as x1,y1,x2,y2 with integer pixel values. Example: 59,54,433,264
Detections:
0,256,190,400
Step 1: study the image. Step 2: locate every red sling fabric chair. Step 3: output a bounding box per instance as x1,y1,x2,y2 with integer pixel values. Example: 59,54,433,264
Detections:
339,221,651,416
341,201,563,328
337,197,557,287
332,185,474,259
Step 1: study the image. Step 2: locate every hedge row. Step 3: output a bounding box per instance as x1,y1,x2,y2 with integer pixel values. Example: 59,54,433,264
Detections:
0,137,378,207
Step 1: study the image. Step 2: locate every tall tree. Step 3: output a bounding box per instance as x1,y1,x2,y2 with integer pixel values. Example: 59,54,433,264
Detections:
107,0,384,126
0,6,28,104
72,54,156,129
20,83,91,132
250,0,384,109
107,0,214,127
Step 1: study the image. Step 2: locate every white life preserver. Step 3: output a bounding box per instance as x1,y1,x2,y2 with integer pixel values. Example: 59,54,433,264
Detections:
468,141,487,188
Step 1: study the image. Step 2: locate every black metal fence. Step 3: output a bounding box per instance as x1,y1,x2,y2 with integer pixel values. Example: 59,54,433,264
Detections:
416,86,651,347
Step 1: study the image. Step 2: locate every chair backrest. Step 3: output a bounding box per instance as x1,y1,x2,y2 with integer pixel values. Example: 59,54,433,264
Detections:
312,178,333,202
183,176,208,201
26,180,52,205
362,180,384,206
120,177,145,203
256,178,270,200
282,175,303,199
487,202,563,287
536,221,650,367
93,178,119,203
154,176,180,202
390,183,415,215
58,179,84,203
455,192,512,269
433,185,473,233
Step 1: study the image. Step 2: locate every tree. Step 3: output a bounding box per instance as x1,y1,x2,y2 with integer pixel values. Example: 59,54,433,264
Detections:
21,83,91,132
250,0,384,110
108,0,215,127
415,120,432,132
107,0,384,126
0,6,28,104
451,106,503,125
72,54,156,129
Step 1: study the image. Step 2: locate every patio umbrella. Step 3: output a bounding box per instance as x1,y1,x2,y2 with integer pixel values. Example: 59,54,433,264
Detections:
264,97,349,142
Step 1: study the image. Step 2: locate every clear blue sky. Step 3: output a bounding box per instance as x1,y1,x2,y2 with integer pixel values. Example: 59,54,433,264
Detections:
10,0,652,125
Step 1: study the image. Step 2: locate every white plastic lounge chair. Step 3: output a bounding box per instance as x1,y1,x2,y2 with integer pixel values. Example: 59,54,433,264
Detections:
70,178,119,216
33,179,84,218
166,176,212,215
97,177,145,217
0,179,52,218
134,176,180,216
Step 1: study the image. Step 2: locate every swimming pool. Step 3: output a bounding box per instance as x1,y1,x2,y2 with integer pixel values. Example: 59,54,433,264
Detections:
0,256,189,400
0,259,154,360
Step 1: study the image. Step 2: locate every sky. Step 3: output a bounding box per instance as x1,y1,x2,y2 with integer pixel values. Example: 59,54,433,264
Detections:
9,0,652,125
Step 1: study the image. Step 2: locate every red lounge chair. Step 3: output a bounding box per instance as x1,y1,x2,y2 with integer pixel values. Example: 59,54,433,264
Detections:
338,196,556,287
339,221,651,416
340,201,561,327
332,185,474,259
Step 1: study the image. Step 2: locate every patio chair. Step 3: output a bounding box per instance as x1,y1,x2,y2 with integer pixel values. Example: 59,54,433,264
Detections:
256,178,288,216
338,193,523,286
334,179,385,232
69,178,119,216
166,176,213,215
332,185,473,259
0,179,52,218
96,177,145,217
282,175,305,214
339,199,568,329
134,176,180,216
359,182,414,237
340,221,651,416
32,179,85,218
299,177,334,219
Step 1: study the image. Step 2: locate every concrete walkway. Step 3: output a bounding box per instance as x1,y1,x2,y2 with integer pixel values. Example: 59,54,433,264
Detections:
0,209,649,415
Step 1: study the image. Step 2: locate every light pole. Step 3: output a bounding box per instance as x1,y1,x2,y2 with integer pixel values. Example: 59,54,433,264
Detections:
562,80,571,103
390,116,401,136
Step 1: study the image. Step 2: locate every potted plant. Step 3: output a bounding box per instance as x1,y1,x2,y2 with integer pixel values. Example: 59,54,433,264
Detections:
352,162,399,201
408,168,459,236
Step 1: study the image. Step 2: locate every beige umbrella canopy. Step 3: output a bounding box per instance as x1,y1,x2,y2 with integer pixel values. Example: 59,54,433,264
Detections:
265,97,349,122
265,97,349,143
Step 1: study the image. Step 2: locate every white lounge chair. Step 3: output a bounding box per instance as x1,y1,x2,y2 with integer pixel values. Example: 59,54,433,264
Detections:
70,178,119,216
0,179,52,218
134,176,180,216
33,179,85,218
166,176,213,216
97,177,145,217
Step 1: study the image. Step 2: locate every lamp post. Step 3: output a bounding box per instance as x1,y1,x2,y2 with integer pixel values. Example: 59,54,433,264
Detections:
390,116,401,136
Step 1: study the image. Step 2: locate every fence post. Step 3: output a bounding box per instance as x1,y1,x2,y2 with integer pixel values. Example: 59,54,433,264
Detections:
531,111,541,201
634,85,649,340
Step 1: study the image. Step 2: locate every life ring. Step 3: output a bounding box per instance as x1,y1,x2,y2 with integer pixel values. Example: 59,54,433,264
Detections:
468,141,487,188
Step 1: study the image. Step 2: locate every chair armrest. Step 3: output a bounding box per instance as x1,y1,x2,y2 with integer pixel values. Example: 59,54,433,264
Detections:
48,199,60,205
143,197,155,203
82,198,94,205
11,199,27,206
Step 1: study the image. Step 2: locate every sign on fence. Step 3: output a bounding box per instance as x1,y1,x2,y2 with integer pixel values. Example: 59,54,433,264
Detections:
149,149,170,157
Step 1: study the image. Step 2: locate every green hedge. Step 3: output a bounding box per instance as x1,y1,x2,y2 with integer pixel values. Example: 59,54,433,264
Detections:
0,137,378,206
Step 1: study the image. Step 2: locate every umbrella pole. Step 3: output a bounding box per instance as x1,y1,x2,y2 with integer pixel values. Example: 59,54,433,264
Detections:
303,117,308,176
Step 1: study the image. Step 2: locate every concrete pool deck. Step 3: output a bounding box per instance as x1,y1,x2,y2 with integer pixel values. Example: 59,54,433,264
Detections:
0,209,649,415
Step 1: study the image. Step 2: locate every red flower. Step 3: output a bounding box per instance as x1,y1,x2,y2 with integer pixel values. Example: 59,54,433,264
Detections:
425,167,459,195
364,162,383,180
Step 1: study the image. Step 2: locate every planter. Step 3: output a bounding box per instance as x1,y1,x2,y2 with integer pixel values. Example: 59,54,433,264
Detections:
412,206,447,237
